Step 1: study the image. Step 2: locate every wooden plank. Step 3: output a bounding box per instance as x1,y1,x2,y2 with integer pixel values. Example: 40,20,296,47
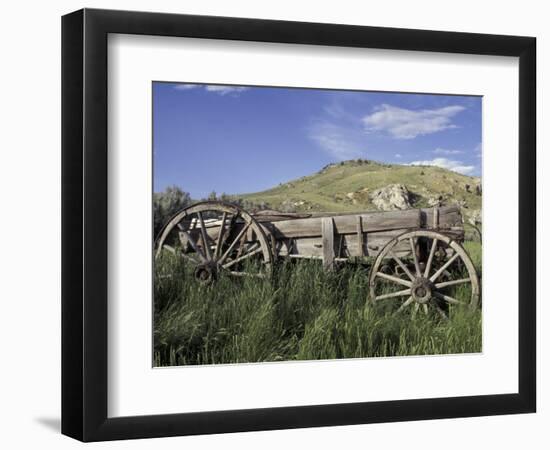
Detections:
264,208,421,240
433,206,439,229
421,205,462,229
200,207,464,250
356,215,364,257
277,230,410,258
321,217,335,271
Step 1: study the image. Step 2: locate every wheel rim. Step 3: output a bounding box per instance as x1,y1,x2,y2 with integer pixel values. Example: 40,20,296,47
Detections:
155,201,272,283
368,230,480,318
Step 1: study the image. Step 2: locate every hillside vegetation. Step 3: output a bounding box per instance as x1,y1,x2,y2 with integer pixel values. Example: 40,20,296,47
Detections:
237,160,481,221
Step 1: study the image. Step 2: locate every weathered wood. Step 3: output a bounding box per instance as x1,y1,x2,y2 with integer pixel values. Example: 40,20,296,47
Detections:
390,251,415,281
375,288,411,301
375,272,412,288
203,216,462,258
214,212,227,258
424,237,438,278
275,230,411,258
161,202,467,272
421,205,462,230
222,245,262,269
433,206,440,229
434,291,465,305
218,221,251,265
321,217,335,271
409,237,421,276
195,205,461,233
202,207,462,243
429,252,460,283
356,216,364,257
197,211,212,260
263,208,421,240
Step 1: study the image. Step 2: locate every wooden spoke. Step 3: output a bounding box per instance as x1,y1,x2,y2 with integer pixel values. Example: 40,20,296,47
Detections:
177,219,195,231
424,237,438,278
434,304,448,320
375,271,412,288
226,214,237,234
396,296,414,312
222,245,262,269
179,229,208,263
375,288,411,301
434,278,471,289
412,302,419,318
429,252,460,282
218,221,252,266
236,229,248,259
409,237,421,276
162,240,200,265
197,211,212,260
181,252,201,265
223,215,237,248
434,291,465,305
161,244,175,254
422,304,429,315
214,212,228,258
228,271,266,279
390,251,415,282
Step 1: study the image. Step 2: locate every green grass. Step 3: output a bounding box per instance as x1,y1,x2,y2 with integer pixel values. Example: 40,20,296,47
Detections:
235,159,481,214
154,241,482,366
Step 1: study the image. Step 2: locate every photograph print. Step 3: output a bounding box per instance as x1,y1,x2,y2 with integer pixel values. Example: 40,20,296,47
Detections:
153,82,482,367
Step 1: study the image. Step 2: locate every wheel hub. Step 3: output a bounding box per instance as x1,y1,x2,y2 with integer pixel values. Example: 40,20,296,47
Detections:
411,277,433,304
194,262,218,285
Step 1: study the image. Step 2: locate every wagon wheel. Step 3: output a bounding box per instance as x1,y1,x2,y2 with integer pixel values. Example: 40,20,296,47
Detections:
155,201,273,284
368,230,480,319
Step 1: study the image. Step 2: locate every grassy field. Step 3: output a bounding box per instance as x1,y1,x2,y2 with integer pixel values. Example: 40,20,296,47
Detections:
154,241,482,367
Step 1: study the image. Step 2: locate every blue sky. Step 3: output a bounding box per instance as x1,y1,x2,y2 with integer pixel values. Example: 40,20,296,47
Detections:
153,82,481,198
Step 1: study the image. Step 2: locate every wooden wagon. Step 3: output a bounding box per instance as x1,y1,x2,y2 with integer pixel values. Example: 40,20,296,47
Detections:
155,201,480,318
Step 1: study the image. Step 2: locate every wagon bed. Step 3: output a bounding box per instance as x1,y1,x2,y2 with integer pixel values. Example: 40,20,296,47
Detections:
253,205,463,264
155,201,479,318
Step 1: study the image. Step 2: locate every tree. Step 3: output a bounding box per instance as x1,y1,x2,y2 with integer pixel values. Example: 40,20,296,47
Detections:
153,185,191,237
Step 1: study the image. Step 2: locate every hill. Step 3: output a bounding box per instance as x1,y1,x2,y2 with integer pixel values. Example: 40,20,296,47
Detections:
235,159,481,223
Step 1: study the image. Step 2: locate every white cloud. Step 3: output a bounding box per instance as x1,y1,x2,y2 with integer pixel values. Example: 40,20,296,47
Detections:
205,85,249,96
173,84,199,91
362,104,465,139
309,122,366,160
433,147,463,155
173,84,248,96
408,157,475,175
395,153,402,158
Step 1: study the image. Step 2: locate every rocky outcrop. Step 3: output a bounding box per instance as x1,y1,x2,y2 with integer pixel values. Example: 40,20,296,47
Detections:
370,184,411,211
467,209,482,226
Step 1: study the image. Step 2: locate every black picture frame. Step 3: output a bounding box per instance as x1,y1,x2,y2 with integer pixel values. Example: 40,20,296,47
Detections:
62,8,536,442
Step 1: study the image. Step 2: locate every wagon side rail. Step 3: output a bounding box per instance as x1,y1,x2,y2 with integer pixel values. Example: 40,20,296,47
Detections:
264,205,465,269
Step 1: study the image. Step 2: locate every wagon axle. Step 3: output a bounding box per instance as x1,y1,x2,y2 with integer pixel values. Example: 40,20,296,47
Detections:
410,277,434,304
194,262,218,285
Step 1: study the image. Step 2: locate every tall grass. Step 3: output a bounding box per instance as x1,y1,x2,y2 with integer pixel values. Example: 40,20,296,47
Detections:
154,242,482,366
